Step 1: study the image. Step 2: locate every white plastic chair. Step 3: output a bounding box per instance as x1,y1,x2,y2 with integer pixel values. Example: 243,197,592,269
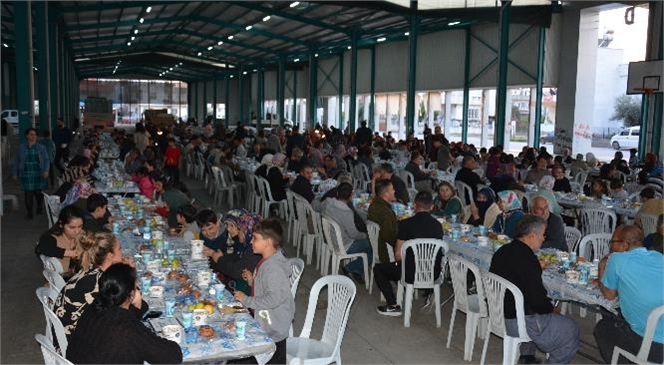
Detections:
395,239,448,328
35,334,74,365
455,181,474,207
285,190,300,244
287,275,357,365
42,192,61,228
220,165,241,209
288,257,305,337
574,170,588,188
257,176,287,219
210,166,224,206
40,255,65,275
563,226,582,253
43,269,66,292
36,287,68,356
321,216,370,290
569,181,583,194
611,304,664,365
578,233,612,261
296,198,324,269
480,272,532,365
400,170,415,190
639,213,658,236
446,256,488,361
580,208,617,235
366,220,381,295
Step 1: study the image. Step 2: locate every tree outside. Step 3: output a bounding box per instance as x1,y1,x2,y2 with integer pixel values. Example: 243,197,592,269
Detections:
610,95,641,127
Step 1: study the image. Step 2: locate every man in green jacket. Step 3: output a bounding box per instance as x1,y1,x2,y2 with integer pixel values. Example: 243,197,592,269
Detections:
367,179,397,264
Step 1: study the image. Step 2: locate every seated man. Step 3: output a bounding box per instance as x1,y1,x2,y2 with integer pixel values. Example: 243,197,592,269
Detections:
367,179,398,265
374,191,445,316
83,193,110,233
490,215,579,364
523,155,551,185
455,155,483,204
290,164,315,203
372,163,409,204
595,225,664,364
635,187,664,228
321,154,345,180
530,196,567,252
404,151,432,193
324,182,372,284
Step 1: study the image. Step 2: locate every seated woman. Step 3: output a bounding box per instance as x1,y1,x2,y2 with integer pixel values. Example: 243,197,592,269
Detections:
154,177,191,229
53,231,139,343
131,166,155,199
492,190,525,237
266,153,288,201
537,176,564,215
584,178,610,199
66,263,182,364
254,153,274,179
61,155,94,185
467,187,501,228
432,181,463,218
36,205,86,279
551,165,572,193
61,176,98,210
203,209,262,295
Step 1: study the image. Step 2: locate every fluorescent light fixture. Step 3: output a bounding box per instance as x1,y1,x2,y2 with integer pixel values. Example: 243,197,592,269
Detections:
253,69,257,72
131,36,135,40
404,31,409,36
347,46,351,49
377,37,386,42
127,42,132,46
139,18,144,24
314,53,318,57
175,64,179,67
2,43,8,48
217,41,223,45
228,35,234,40
134,29,139,34
448,21,460,26
207,46,213,50
169,67,173,71
263,15,271,22
33,67,38,70
179,62,183,65
290,2,300,7
197,52,202,56
243,71,247,75
294,58,300,62
245,25,253,30
146,6,152,13
75,57,90,62
230,75,234,78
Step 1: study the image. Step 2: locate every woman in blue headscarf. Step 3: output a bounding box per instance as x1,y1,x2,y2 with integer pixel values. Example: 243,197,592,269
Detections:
467,187,501,228
492,190,525,237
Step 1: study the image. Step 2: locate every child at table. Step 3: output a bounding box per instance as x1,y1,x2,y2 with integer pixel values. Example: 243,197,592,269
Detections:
609,178,629,201
234,218,294,364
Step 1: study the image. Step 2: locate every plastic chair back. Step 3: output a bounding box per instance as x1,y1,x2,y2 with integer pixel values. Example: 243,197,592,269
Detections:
624,182,644,195
366,220,381,263
574,171,588,187
563,226,582,253
448,255,487,317
43,269,66,292
401,170,415,190
639,213,658,236
289,257,305,299
569,181,582,194
40,255,64,274
42,193,61,228
578,233,612,261
35,334,74,365
611,304,664,365
36,287,68,356
321,216,348,256
455,181,474,207
399,239,448,288
580,208,617,235
481,272,530,341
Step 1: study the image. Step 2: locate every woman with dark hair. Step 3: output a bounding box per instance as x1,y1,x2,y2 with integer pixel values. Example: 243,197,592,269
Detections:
154,177,191,228
131,166,155,199
61,156,94,185
66,263,182,364
36,205,86,279
12,127,50,219
552,165,572,193
432,181,463,218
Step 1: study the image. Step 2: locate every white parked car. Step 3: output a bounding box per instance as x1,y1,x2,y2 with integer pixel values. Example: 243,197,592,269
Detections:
610,126,640,150
1,109,19,126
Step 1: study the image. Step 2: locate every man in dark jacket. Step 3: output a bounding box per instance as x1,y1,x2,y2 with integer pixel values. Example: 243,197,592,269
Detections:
53,117,73,173
290,164,315,203
355,120,373,147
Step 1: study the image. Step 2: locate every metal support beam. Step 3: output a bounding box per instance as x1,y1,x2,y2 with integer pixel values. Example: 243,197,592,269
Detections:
533,26,546,149
277,57,285,127
239,65,244,123
36,1,51,134
349,31,358,133
187,82,193,120
369,46,376,131
225,77,230,127
14,1,35,137
462,28,471,144
213,78,218,124
257,66,264,130
308,52,317,129
405,1,419,138
494,0,511,147
338,52,344,129
292,68,297,126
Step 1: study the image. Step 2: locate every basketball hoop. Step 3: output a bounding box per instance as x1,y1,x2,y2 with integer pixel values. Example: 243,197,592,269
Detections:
635,87,656,95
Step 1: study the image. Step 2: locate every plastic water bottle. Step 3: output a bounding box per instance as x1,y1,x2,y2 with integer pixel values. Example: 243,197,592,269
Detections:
590,259,599,279
569,251,577,264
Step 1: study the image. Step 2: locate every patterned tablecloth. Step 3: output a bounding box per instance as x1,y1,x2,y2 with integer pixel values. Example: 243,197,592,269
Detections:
111,199,276,364
527,191,640,219
445,235,618,312
97,183,141,195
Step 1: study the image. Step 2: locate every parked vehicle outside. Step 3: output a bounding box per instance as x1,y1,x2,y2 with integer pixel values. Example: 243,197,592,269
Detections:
610,126,640,150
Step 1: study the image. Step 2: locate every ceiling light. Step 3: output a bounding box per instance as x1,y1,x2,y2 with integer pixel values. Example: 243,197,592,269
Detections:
290,2,300,8
347,46,351,50
169,67,173,71
253,69,257,72
2,43,8,48
33,67,38,71
179,62,183,65
230,75,234,78
228,35,234,40
127,42,132,46
197,52,202,56
243,71,247,75
207,46,213,50
139,18,144,24
448,21,460,26
245,25,253,30
175,64,179,68
314,53,318,57
404,32,409,36
131,36,135,40
146,6,152,13
217,41,223,45
377,37,386,42
294,58,300,62
263,15,271,22
75,57,90,62
134,29,139,34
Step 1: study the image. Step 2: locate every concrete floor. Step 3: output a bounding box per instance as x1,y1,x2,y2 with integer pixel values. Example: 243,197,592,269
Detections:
1,171,605,364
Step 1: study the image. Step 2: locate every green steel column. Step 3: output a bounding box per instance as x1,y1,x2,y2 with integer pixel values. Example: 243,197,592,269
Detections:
187,82,192,121
292,68,297,125
494,0,511,147
652,93,662,156
64,49,70,124
14,1,35,137
204,80,209,121
369,46,376,131
338,52,344,129
36,1,51,134
308,52,317,129
257,66,264,130
225,77,230,127
239,65,245,123
462,28,471,143
533,26,546,149
277,57,285,127
213,79,218,124
638,94,650,159
405,1,419,137
58,30,65,122
349,31,359,132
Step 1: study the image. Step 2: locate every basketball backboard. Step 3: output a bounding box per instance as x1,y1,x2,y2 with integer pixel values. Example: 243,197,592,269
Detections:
627,60,663,94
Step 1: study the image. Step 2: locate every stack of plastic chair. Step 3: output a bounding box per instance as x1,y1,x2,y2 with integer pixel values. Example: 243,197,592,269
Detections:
36,287,68,357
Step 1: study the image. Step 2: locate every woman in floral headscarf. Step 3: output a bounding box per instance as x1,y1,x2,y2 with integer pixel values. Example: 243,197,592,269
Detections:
205,209,262,295
492,190,525,237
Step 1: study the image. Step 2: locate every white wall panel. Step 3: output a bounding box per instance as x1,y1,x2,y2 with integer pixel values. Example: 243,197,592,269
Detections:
416,30,466,91
264,71,277,100
544,13,561,86
285,70,308,99
227,79,239,124
375,41,408,93
356,49,372,94
317,56,341,97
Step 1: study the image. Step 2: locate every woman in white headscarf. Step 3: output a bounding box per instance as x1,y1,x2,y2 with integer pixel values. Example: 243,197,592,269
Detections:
538,175,563,214
254,153,274,179
266,153,288,201
585,152,599,169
